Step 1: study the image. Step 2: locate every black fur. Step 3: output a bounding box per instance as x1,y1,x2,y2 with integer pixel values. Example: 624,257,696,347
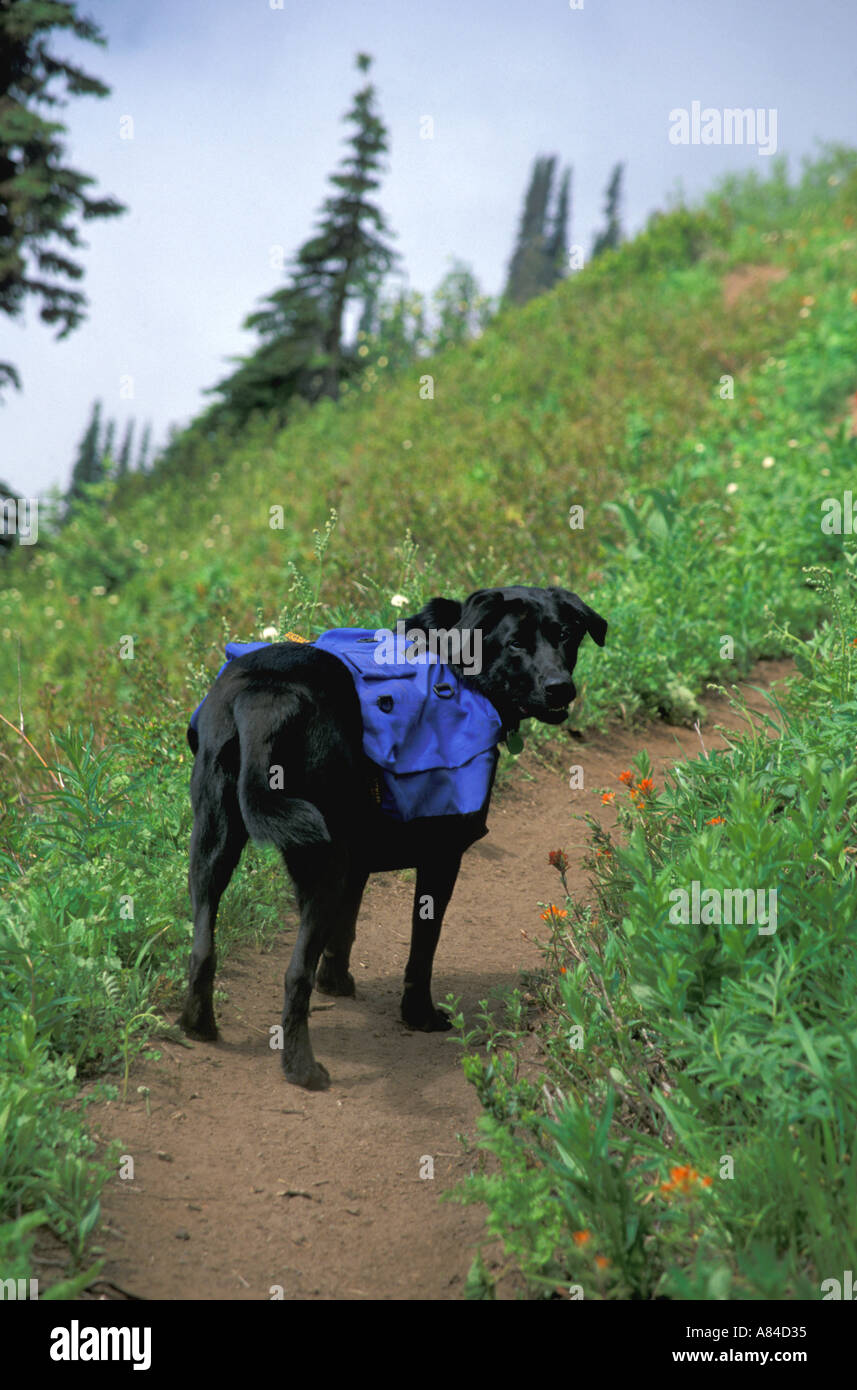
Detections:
179,585,607,1089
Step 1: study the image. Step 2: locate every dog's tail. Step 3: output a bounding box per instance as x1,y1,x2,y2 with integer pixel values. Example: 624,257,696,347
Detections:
234,695,331,851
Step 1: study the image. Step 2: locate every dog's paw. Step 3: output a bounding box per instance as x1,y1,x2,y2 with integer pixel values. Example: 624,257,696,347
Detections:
283,1058,331,1091
315,961,356,998
178,1006,218,1042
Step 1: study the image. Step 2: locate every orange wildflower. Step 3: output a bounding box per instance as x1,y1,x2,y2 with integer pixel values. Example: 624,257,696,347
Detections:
572,1230,591,1246
619,770,634,784
705,816,725,825
541,905,568,922
595,1256,610,1270
660,1164,712,1196
601,791,616,804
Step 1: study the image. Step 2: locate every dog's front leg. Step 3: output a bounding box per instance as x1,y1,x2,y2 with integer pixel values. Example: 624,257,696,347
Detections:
401,852,462,1031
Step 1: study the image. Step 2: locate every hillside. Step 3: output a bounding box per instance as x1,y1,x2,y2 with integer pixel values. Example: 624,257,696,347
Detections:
2,147,857,1299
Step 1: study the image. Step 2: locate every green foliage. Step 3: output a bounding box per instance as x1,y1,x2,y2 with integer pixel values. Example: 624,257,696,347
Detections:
452,569,857,1298
0,0,126,395
2,147,857,1294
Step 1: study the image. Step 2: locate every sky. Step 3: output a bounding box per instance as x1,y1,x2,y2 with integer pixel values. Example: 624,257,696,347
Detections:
3,0,856,496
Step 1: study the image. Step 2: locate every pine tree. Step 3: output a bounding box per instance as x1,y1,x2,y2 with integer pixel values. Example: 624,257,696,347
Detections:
504,156,555,306
504,157,572,305
211,53,396,421
117,419,135,478
546,167,571,283
0,1,125,397
102,417,116,472
137,422,152,473
68,400,104,504
592,163,625,258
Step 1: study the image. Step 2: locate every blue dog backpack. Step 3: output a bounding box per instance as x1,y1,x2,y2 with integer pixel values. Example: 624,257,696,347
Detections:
189,629,504,822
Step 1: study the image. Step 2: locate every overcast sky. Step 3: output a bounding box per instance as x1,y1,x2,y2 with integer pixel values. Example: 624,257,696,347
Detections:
3,0,856,496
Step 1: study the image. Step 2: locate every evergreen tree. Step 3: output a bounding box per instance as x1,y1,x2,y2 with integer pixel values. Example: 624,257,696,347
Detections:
137,422,152,473
592,163,625,258
211,52,396,421
546,166,571,282
102,417,116,472
0,1,125,396
68,399,104,504
117,419,135,478
504,156,572,305
504,156,555,306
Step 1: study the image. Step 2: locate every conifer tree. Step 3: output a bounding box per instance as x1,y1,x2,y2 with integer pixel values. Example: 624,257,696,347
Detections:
592,163,625,258
211,52,396,420
68,399,104,503
546,167,571,282
504,157,572,305
137,422,152,473
117,419,135,478
0,1,125,396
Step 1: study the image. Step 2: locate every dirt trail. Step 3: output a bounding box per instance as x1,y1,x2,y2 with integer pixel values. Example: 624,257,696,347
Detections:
87,660,791,1300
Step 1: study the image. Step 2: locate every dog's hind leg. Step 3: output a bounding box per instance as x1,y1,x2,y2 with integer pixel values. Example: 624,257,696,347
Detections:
179,758,247,1041
401,852,462,1032
315,863,368,998
278,843,360,1089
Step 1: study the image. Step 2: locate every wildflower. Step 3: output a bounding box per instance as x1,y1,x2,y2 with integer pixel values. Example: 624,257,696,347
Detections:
601,791,615,804
762,456,775,468
636,777,655,795
660,1164,712,1196
619,770,634,785
559,966,567,975
261,626,278,640
390,594,408,608
541,905,568,922
548,849,569,873
706,815,725,824
595,1256,610,1270
572,1230,591,1247
726,482,739,495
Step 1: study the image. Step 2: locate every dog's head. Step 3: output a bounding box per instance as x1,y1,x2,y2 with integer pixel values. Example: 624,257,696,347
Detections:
401,585,607,730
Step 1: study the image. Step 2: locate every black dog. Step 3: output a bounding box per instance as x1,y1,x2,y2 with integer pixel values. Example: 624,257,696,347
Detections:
179,586,607,1088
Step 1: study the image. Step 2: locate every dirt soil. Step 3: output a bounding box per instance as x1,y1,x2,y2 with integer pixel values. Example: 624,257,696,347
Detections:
84,659,792,1301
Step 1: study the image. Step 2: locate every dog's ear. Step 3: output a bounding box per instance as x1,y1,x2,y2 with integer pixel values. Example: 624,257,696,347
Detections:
553,589,608,648
400,596,463,633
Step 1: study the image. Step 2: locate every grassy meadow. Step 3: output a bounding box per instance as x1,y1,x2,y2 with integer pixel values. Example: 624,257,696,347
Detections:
2,147,857,1297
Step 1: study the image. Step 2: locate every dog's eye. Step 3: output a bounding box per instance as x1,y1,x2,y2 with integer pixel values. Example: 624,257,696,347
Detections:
508,641,524,653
